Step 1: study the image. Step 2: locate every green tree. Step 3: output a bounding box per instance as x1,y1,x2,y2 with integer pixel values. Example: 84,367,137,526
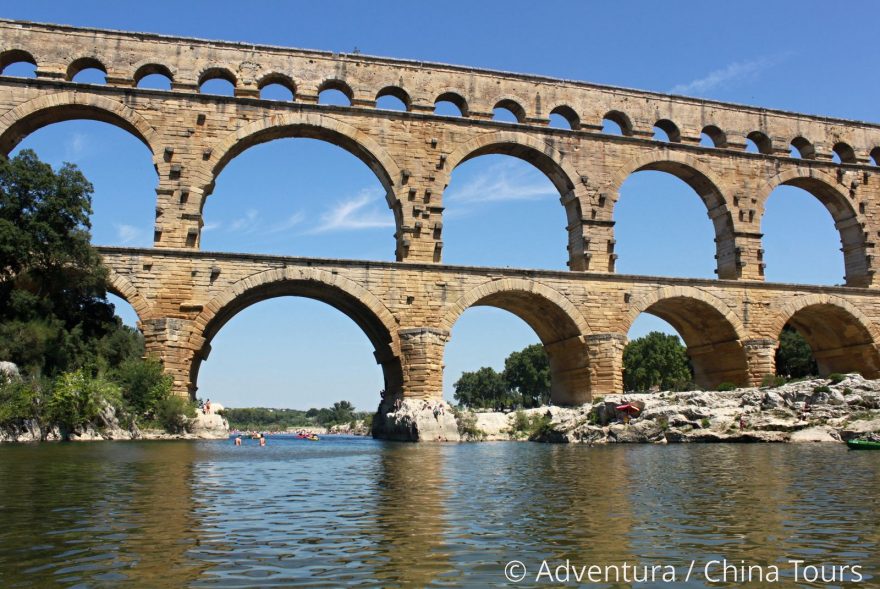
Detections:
111,357,172,416
0,149,131,376
503,344,550,408
454,366,511,410
775,325,817,378
623,331,692,392
328,400,355,425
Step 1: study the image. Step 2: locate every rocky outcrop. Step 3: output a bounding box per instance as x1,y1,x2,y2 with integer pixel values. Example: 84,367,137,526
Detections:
372,399,460,441
0,361,20,381
456,374,880,444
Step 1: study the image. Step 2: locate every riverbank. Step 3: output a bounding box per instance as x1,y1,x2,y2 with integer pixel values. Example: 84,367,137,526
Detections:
0,409,229,443
376,374,880,443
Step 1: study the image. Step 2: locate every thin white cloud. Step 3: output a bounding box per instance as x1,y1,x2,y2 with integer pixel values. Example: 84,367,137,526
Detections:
669,54,791,96
202,221,222,232
444,160,557,205
64,133,89,161
229,209,260,233
115,223,146,245
268,211,306,234
307,188,394,234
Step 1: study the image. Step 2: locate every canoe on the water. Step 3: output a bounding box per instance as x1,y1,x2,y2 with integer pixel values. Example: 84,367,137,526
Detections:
847,439,880,450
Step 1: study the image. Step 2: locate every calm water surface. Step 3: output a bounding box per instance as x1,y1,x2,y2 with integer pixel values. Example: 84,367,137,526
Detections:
0,438,878,587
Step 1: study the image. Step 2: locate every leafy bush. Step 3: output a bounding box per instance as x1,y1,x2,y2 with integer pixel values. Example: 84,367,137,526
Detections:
111,357,172,416
813,385,831,394
526,413,559,441
700,417,711,429
0,378,47,426
827,373,846,385
48,370,121,437
761,374,787,388
716,382,737,392
155,395,197,434
452,407,485,441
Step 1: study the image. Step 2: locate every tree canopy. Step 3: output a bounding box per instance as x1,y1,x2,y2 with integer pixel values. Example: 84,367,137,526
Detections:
453,344,550,410
623,331,692,392
776,325,818,378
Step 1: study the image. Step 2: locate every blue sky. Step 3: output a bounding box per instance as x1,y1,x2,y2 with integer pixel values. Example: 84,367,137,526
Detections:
2,1,877,409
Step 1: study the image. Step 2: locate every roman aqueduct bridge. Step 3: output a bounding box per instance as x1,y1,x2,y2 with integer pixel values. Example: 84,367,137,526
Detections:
3,19,880,404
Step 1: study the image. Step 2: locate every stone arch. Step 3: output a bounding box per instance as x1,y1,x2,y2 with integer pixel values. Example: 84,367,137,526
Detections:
770,293,880,378
611,151,737,279
105,270,152,325
200,111,400,203
443,130,587,269
760,168,869,286
187,266,402,398
0,49,37,72
622,286,749,388
133,61,175,86
0,91,160,159
66,56,107,81
442,278,591,404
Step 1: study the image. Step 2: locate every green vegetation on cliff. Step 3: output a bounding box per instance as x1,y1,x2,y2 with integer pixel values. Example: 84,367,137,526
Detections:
221,401,372,431
0,150,192,438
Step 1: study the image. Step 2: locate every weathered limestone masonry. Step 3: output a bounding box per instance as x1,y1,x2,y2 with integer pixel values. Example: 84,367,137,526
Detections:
3,20,880,412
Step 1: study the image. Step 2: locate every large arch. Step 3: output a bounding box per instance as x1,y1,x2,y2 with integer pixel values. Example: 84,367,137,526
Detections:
622,286,749,389
443,131,587,270
186,267,403,399
770,294,880,377
611,152,737,279
0,92,160,158
442,278,591,404
760,169,869,286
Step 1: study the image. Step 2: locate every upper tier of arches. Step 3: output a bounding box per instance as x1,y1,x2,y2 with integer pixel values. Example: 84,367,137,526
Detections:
1,28,879,165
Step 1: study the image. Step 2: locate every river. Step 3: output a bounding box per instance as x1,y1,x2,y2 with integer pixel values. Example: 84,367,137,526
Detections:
0,437,877,587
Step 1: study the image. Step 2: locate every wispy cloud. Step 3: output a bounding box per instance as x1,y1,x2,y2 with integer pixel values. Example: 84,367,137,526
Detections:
444,160,557,205
202,221,222,232
115,223,146,245
64,133,89,162
267,211,306,234
669,54,791,96
229,209,260,233
307,188,394,234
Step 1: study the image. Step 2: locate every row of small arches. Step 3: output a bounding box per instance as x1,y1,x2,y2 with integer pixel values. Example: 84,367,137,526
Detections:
2,49,879,166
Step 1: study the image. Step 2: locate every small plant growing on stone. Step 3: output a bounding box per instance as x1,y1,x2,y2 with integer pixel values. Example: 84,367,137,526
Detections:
716,382,737,392
761,374,787,388
454,409,485,441
813,385,831,394
700,417,711,429
658,416,669,431
843,387,853,396
827,373,846,384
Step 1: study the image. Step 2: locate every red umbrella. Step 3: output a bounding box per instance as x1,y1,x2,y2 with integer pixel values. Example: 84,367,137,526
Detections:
615,403,641,415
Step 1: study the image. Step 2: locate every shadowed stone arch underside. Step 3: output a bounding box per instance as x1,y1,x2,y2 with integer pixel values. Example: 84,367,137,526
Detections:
612,152,738,279
624,286,749,389
771,294,880,377
0,92,160,158
443,278,591,404
763,169,869,287
444,131,589,270
186,267,403,398
105,270,152,326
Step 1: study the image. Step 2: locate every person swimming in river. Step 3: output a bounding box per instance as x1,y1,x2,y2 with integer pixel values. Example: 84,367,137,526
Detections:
234,436,242,446
259,433,266,447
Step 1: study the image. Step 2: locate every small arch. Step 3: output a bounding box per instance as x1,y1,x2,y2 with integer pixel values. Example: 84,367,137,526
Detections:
548,105,579,130
746,131,773,154
0,49,37,77
375,86,410,111
700,125,727,148
198,67,237,96
871,147,880,166
434,92,468,117
492,99,526,124
771,295,880,378
67,57,107,84
653,119,681,143
832,142,856,164
257,73,296,101
133,63,174,89
623,287,749,389
318,79,353,106
105,269,152,324
790,136,816,159
602,110,633,136
442,279,591,405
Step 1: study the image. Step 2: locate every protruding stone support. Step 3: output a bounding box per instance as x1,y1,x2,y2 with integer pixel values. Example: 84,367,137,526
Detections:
140,317,198,397
399,327,449,401
743,338,777,386
586,333,627,396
